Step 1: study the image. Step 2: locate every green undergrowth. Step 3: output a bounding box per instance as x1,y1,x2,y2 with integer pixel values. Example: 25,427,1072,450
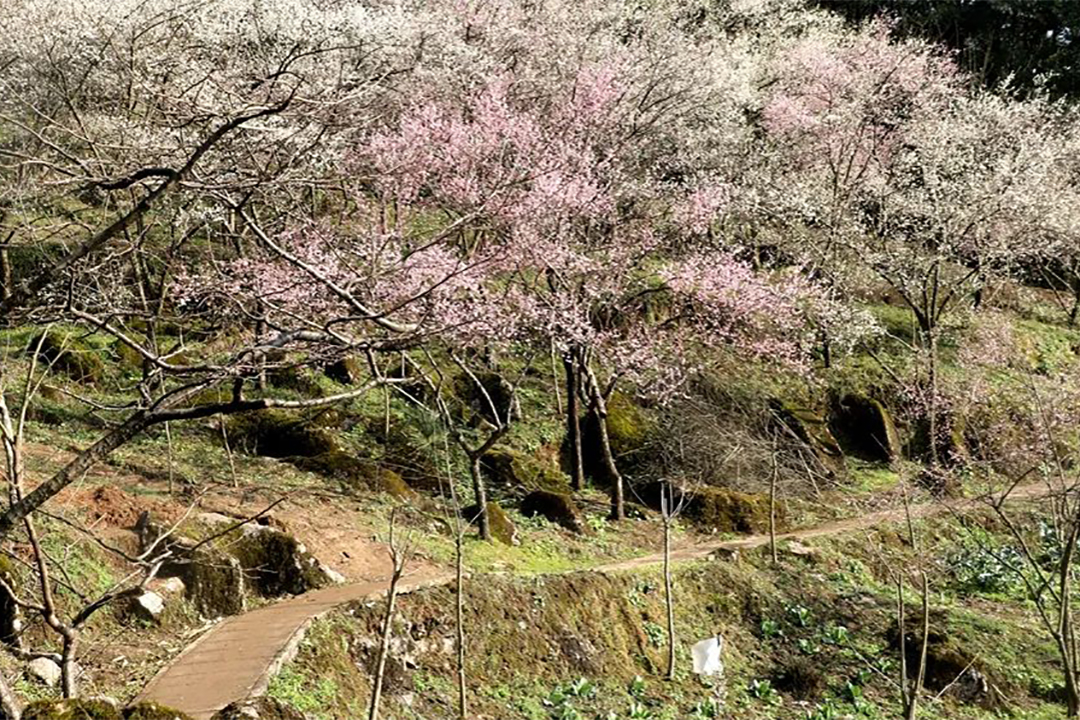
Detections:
273,503,1069,719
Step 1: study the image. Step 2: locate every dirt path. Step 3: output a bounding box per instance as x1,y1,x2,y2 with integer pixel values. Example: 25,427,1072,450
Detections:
137,484,1048,719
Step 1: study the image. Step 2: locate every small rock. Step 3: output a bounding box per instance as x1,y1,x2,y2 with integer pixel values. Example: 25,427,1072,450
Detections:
130,591,165,622
197,512,235,527
320,565,346,584
784,540,819,559
159,577,186,595
27,657,61,687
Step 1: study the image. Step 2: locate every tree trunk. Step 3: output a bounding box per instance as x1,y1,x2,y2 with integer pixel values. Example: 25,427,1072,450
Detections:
0,246,11,303
906,573,930,720
368,564,403,720
60,633,78,699
769,452,779,566
663,509,676,681
455,532,468,720
596,412,624,520
469,455,491,542
563,354,584,492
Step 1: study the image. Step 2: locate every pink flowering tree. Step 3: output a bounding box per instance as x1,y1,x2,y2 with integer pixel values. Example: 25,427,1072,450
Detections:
760,18,1073,466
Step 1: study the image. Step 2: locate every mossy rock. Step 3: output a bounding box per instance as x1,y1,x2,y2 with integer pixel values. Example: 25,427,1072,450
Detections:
464,502,518,545
368,422,442,493
210,698,303,720
225,410,338,458
112,340,147,375
481,448,570,493
520,490,587,534
829,393,901,462
230,526,332,598
454,372,521,424
323,357,363,385
179,549,246,617
683,487,785,534
268,365,325,396
23,699,121,720
28,331,106,383
578,392,655,484
123,702,195,720
770,400,846,478
291,451,411,497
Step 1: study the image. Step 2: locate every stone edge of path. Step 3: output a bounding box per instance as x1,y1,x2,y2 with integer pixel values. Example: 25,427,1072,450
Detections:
246,570,453,701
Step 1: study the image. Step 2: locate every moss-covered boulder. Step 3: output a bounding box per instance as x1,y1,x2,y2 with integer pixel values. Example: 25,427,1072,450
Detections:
231,526,333,598
465,502,518,545
578,392,655,484
23,699,121,720
829,393,901,462
770,400,846,478
28,331,105,384
210,698,303,720
481,448,570,492
225,410,337,458
123,702,195,720
291,451,411,497
683,487,786,534
455,372,521,424
520,490,587,534
179,549,246,617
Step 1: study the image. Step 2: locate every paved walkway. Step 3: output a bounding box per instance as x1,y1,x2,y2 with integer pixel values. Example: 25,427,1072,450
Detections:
135,567,451,719
137,483,1047,719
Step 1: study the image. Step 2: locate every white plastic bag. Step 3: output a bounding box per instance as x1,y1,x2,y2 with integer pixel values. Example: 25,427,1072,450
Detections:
691,635,724,676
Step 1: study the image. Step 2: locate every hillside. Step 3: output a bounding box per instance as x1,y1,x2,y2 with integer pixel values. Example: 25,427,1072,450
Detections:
3,1,1080,720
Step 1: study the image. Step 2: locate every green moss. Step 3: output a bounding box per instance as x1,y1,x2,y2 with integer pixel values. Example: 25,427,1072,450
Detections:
482,448,570,493
771,399,846,478
579,392,656,484
180,550,245,617
291,451,411,497
225,410,338,458
230,527,331,597
23,699,121,720
485,502,518,546
28,331,106,383
520,490,587,534
683,487,785,534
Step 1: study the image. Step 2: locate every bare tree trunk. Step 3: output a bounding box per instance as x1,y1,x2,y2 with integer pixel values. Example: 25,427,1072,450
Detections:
925,325,941,469
0,245,11,303
597,412,624,520
898,575,909,714
663,502,676,681
906,573,930,720
563,354,584,492
455,531,468,720
468,455,490,542
368,516,408,720
769,447,779,566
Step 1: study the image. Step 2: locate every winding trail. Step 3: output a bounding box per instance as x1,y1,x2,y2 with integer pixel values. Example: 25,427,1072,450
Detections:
136,484,1049,719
